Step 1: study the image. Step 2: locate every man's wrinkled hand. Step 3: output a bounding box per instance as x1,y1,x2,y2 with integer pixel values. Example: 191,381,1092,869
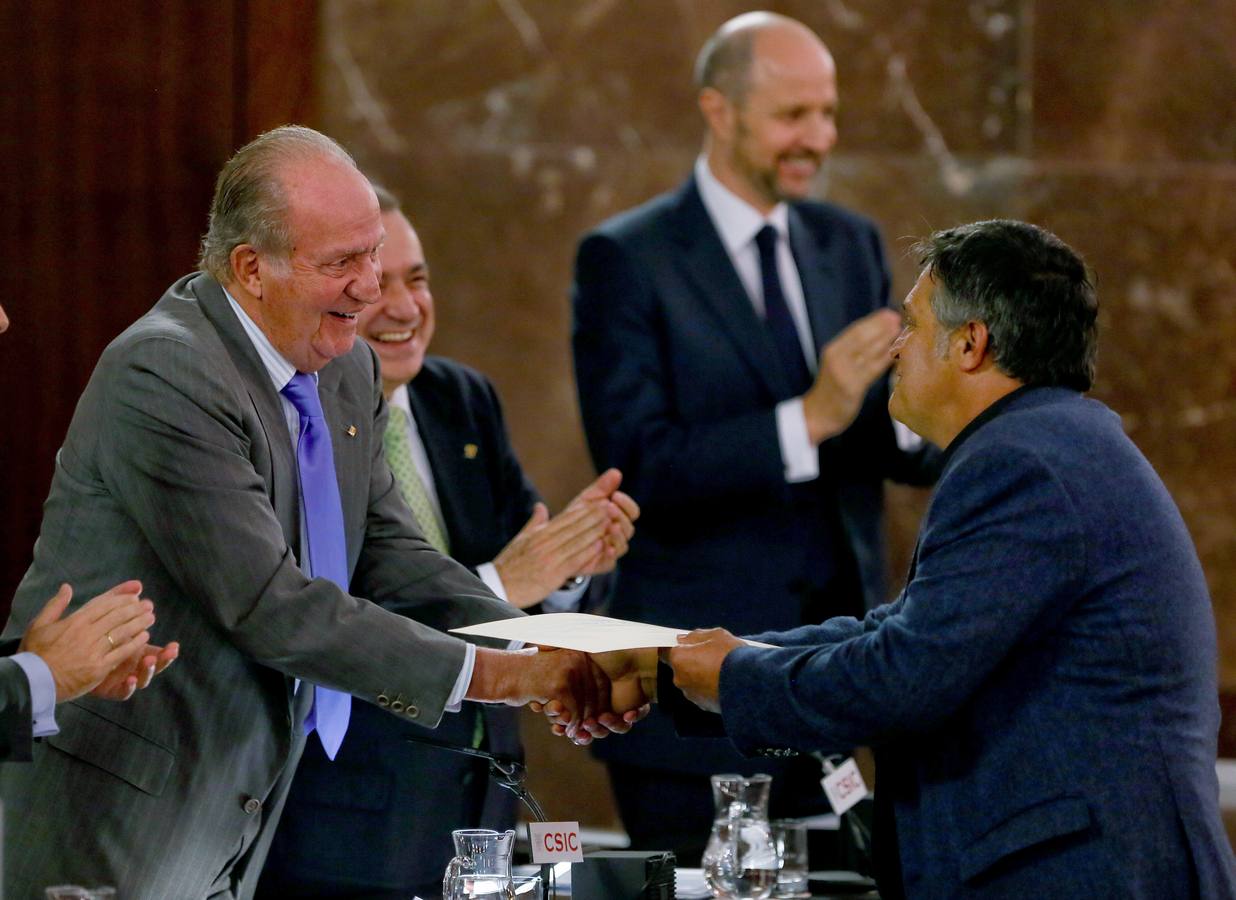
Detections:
804,308,901,443
534,647,653,744
566,469,640,577
494,501,612,608
91,641,181,701
664,627,744,714
19,581,156,703
470,646,613,745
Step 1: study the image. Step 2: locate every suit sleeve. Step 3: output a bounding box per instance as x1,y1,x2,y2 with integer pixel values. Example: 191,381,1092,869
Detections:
718,443,1085,755
746,597,904,648
0,657,34,762
572,231,786,512
96,336,517,726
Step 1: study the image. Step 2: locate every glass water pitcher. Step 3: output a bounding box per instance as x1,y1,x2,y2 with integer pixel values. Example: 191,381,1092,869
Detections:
443,828,516,900
701,774,778,900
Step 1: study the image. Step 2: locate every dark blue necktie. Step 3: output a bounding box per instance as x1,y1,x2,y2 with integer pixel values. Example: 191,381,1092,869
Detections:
281,372,351,760
755,224,813,395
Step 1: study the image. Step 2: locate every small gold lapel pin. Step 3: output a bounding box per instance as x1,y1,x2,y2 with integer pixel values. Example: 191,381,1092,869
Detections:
346,425,358,437
463,443,479,459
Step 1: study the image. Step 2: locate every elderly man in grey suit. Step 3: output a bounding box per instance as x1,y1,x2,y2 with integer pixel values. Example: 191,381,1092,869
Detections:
0,127,645,900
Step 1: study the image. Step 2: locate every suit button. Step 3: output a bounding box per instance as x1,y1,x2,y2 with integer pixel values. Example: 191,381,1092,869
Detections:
405,705,419,718
377,693,391,707
391,695,405,713
242,796,262,814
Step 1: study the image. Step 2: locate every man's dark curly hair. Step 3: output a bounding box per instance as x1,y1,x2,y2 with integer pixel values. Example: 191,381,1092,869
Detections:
915,219,1099,391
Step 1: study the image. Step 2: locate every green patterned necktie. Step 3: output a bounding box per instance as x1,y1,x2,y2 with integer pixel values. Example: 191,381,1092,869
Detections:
383,405,451,554
384,403,483,748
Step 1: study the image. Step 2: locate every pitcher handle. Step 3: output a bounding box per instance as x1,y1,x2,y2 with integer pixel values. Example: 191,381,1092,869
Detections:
443,854,477,900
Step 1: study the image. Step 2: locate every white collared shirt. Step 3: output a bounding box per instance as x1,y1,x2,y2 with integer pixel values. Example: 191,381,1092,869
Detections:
223,288,474,711
694,155,820,482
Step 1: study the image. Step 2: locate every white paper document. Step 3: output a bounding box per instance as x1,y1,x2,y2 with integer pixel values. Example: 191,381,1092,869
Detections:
450,612,690,654
450,612,776,653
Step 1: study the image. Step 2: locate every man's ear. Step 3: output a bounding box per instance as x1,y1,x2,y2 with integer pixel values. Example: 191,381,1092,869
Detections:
229,244,262,298
699,88,735,142
955,321,991,373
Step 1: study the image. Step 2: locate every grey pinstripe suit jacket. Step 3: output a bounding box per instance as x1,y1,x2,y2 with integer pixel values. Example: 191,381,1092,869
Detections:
0,272,520,899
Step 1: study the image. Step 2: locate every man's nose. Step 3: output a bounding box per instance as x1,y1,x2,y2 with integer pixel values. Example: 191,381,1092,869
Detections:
802,112,837,154
381,281,420,318
889,327,908,359
352,256,382,304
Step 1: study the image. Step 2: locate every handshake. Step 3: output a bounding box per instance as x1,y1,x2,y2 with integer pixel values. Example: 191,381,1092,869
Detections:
465,644,655,746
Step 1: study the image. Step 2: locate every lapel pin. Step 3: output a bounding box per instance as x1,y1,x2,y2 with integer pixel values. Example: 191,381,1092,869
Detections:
346,425,357,437
463,443,478,459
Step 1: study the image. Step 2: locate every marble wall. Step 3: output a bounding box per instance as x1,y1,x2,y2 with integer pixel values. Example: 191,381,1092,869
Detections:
316,0,1236,814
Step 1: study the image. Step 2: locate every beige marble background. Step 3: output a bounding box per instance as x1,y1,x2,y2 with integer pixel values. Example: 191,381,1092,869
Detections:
315,0,1236,819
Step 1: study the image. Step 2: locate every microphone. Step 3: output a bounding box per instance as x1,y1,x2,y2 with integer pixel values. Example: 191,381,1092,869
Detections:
402,730,548,822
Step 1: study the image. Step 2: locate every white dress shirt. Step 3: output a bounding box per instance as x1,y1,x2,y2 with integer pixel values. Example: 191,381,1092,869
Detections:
694,155,821,482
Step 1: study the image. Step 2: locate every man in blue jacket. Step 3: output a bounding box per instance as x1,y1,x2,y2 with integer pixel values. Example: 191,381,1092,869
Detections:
667,219,1236,898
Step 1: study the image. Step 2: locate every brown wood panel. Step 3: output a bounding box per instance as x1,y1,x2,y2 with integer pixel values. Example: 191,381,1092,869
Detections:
0,0,315,617
1220,691,1236,759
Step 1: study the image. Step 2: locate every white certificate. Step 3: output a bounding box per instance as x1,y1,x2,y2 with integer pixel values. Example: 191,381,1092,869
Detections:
451,612,690,654
450,612,775,653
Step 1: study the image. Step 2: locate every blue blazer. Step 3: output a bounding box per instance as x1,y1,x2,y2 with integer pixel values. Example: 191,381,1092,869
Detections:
261,357,535,895
572,177,937,775
721,387,1236,898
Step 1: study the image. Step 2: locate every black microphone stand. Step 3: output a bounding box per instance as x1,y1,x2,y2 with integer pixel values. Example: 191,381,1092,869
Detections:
406,734,555,899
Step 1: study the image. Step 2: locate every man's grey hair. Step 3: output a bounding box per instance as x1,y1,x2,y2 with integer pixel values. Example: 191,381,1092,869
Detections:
915,220,1098,392
198,125,356,281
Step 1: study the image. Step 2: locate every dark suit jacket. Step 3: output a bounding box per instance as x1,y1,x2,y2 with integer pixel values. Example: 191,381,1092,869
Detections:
572,176,937,774
0,653,33,762
261,357,537,894
0,275,522,899
721,387,1236,898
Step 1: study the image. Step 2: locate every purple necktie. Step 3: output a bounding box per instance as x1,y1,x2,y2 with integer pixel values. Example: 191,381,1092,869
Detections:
281,372,351,760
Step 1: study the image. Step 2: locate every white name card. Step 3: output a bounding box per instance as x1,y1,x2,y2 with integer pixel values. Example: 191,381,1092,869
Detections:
821,757,869,816
528,821,585,863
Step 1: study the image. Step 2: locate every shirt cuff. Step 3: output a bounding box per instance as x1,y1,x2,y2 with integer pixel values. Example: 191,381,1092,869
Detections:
10,652,59,738
541,576,590,613
445,642,476,713
476,562,508,602
776,397,819,483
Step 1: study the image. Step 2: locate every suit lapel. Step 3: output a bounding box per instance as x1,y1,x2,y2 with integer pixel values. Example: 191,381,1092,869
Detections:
670,179,790,399
192,275,300,545
787,205,845,354
405,374,471,549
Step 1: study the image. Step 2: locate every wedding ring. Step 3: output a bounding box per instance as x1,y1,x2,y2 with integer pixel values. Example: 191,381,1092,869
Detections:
105,631,116,649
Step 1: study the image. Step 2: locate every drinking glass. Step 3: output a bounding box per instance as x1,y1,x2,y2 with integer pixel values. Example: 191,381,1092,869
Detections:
771,820,810,898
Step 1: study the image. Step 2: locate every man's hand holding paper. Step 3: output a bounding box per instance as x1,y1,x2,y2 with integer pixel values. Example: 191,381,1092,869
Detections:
451,614,768,737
